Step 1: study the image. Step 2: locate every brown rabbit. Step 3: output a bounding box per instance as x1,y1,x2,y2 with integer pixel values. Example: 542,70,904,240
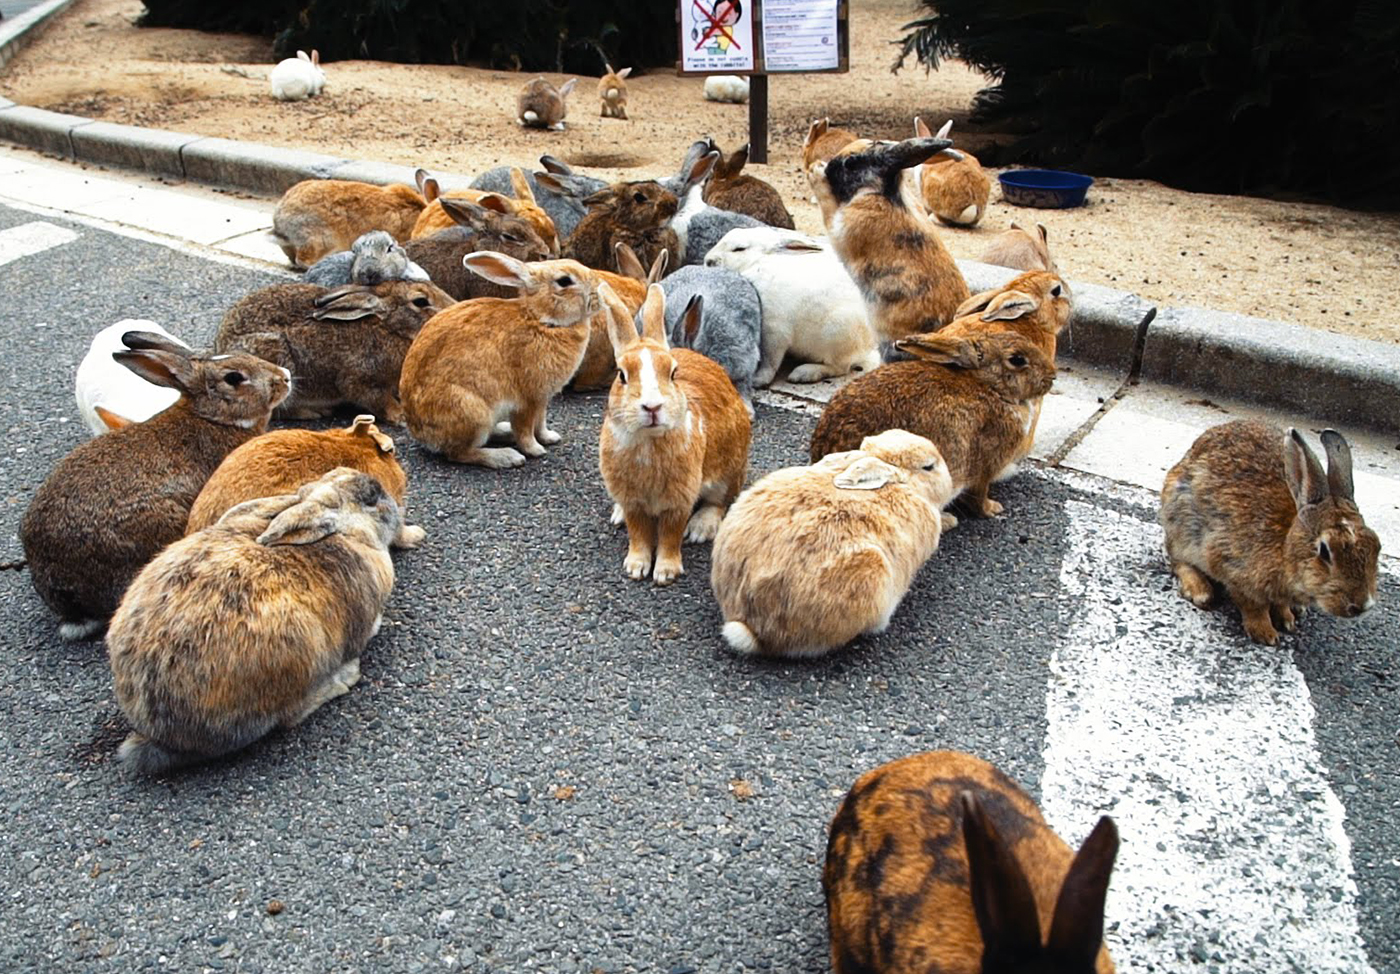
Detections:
572,244,669,391
941,271,1072,362
702,140,795,229
400,253,599,468
598,284,751,586
980,222,1059,274
1161,421,1380,645
20,332,290,638
186,415,424,549
411,169,560,253
563,180,681,273
810,331,1056,520
802,117,860,171
598,63,632,119
518,76,578,130
272,178,427,267
808,137,971,343
404,198,552,301
914,117,992,227
825,750,1119,974
214,279,454,425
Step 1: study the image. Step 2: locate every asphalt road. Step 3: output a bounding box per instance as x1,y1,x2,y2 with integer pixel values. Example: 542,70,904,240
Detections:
0,203,1396,973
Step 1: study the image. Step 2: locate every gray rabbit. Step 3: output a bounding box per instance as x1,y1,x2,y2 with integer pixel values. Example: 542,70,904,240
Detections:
472,155,607,242
658,265,762,413
303,231,431,288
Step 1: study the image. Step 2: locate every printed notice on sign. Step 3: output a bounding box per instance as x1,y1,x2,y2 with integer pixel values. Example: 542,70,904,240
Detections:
762,0,840,72
682,0,755,73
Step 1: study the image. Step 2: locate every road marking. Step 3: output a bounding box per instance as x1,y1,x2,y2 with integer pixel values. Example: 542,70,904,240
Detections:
1043,501,1375,973
0,221,78,268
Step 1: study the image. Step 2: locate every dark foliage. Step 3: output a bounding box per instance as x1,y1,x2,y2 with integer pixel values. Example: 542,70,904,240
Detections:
139,0,677,75
894,0,1400,206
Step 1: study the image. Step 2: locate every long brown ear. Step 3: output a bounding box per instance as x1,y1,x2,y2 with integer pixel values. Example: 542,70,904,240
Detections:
599,281,639,357
439,198,493,230
349,414,395,453
1046,816,1118,967
980,290,1039,322
954,287,999,319
416,170,441,203
312,288,385,322
914,116,932,138
640,284,669,346
681,294,703,345
961,792,1045,961
722,144,749,178
94,405,134,430
532,172,570,197
582,187,618,209
804,118,829,149
509,168,538,205
559,77,578,99
111,349,198,394
1036,223,1049,246
1319,429,1355,502
893,334,983,368
121,330,189,355
218,492,300,529
475,193,513,215
256,502,338,547
462,251,534,289
614,242,646,281
539,154,573,175
414,167,431,197
645,248,669,285
1284,428,1329,509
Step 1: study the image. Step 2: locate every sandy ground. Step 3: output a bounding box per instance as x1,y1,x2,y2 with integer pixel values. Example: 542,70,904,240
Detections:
4,0,1399,344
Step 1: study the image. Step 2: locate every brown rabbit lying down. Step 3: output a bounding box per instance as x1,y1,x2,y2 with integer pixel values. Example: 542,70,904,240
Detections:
273,179,427,268
404,198,553,301
563,179,681,274
825,750,1119,974
20,333,290,639
186,415,425,550
1161,421,1380,645
980,222,1059,274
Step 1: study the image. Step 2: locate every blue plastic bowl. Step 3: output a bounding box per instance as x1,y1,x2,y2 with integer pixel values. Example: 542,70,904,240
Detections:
998,169,1094,209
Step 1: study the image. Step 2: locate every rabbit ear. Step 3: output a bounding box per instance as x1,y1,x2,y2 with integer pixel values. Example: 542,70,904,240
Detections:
893,334,983,368
686,151,720,190
416,171,441,203
559,78,578,99
312,288,385,322
1284,428,1329,510
1036,223,1049,246
640,284,669,347
94,405,134,430
218,492,301,530
724,144,750,177
539,154,573,175
812,448,866,472
880,136,954,172
681,294,704,345
613,242,646,280
961,792,1045,961
980,290,1039,322
1046,816,1118,967
599,281,639,357
349,415,395,453
439,198,492,229
582,187,618,209
1318,429,1355,502
532,172,572,198
120,329,189,354
618,67,632,79
805,118,829,148
112,349,199,394
833,456,905,490
311,50,320,67
954,287,1000,319
463,251,533,289
936,119,954,140
913,116,931,138
475,193,513,215
297,50,310,62
257,501,338,547
777,237,824,254
509,168,538,205
645,248,669,285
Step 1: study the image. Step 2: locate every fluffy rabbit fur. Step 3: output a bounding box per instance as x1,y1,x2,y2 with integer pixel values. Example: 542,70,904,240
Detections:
913,117,991,227
269,49,325,101
214,279,454,425
658,265,762,409
272,178,427,268
108,468,401,774
704,227,880,385
474,156,608,242
825,750,1119,974
810,331,1056,521
802,118,860,171
1161,421,1380,645
979,222,1058,274
404,197,553,300
703,75,749,103
187,415,425,550
599,63,632,118
21,333,290,638
518,76,578,130
563,180,680,273
702,140,795,229
572,244,668,391
75,320,190,434
808,136,971,344
303,231,431,288
599,284,751,586
400,254,599,468
412,169,560,253
712,429,954,657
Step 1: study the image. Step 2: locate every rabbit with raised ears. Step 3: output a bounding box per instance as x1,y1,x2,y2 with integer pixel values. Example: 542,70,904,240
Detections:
807,136,971,344
108,468,402,774
303,231,432,288
272,177,427,268
662,142,766,267
980,221,1059,274
599,284,751,586
599,63,632,118
186,415,425,550
1161,421,1380,645
703,75,749,103
704,227,880,385
75,320,190,434
404,197,553,301
269,49,325,101
214,279,453,425
913,117,992,227
712,429,954,658
400,253,598,468
571,243,669,391
21,332,290,639
701,139,795,229
412,168,560,254
825,750,1119,974
563,179,681,274
518,76,578,130
657,263,762,412
473,156,609,242
810,331,1056,521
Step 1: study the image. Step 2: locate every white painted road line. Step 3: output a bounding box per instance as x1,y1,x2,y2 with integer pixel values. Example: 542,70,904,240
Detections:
0,221,79,268
1043,501,1375,973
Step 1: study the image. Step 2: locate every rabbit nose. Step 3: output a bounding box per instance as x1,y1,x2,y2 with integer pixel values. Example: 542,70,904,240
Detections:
641,403,662,422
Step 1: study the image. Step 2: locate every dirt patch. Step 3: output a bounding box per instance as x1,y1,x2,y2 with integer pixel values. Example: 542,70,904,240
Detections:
4,0,1399,344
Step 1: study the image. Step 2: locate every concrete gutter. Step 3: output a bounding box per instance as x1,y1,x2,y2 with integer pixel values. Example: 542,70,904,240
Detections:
0,0,78,71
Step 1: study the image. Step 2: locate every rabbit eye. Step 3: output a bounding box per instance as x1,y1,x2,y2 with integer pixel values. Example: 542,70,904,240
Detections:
1318,540,1332,564
670,364,679,380
502,233,521,243
1051,284,1063,297
411,297,431,308
922,458,938,470
732,245,747,252
223,371,246,386
617,369,627,385
632,192,648,204
1009,354,1028,367
557,275,575,287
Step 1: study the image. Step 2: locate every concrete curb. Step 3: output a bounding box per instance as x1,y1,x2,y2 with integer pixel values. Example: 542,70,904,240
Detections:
0,0,78,71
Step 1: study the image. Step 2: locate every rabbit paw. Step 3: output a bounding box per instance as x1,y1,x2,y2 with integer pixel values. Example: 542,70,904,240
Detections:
610,503,625,527
394,524,427,549
536,427,562,446
787,363,837,384
624,551,652,581
472,447,527,469
653,557,684,586
684,505,724,543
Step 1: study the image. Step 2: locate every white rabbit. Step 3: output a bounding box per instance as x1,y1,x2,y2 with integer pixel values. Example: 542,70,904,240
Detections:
704,75,749,104
75,320,190,435
270,50,326,101
704,227,880,385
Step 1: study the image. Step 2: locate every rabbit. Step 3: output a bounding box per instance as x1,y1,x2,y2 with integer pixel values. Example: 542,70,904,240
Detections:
656,141,762,267
704,226,880,385
810,331,1056,521
941,271,1073,363
411,168,560,253
562,179,681,273
518,76,578,130
701,139,795,229
303,231,432,288
474,156,608,242
75,319,190,434
712,429,955,657
913,117,992,227
400,253,599,468
599,283,751,586
1161,421,1380,645
186,415,425,550
801,117,859,171
572,243,669,391
980,221,1059,274
658,264,762,411
599,63,632,118
272,177,427,268
404,197,553,301
20,332,290,639
703,75,749,103
214,279,454,425
825,750,1119,974
807,136,972,344
107,468,402,774
269,49,325,101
